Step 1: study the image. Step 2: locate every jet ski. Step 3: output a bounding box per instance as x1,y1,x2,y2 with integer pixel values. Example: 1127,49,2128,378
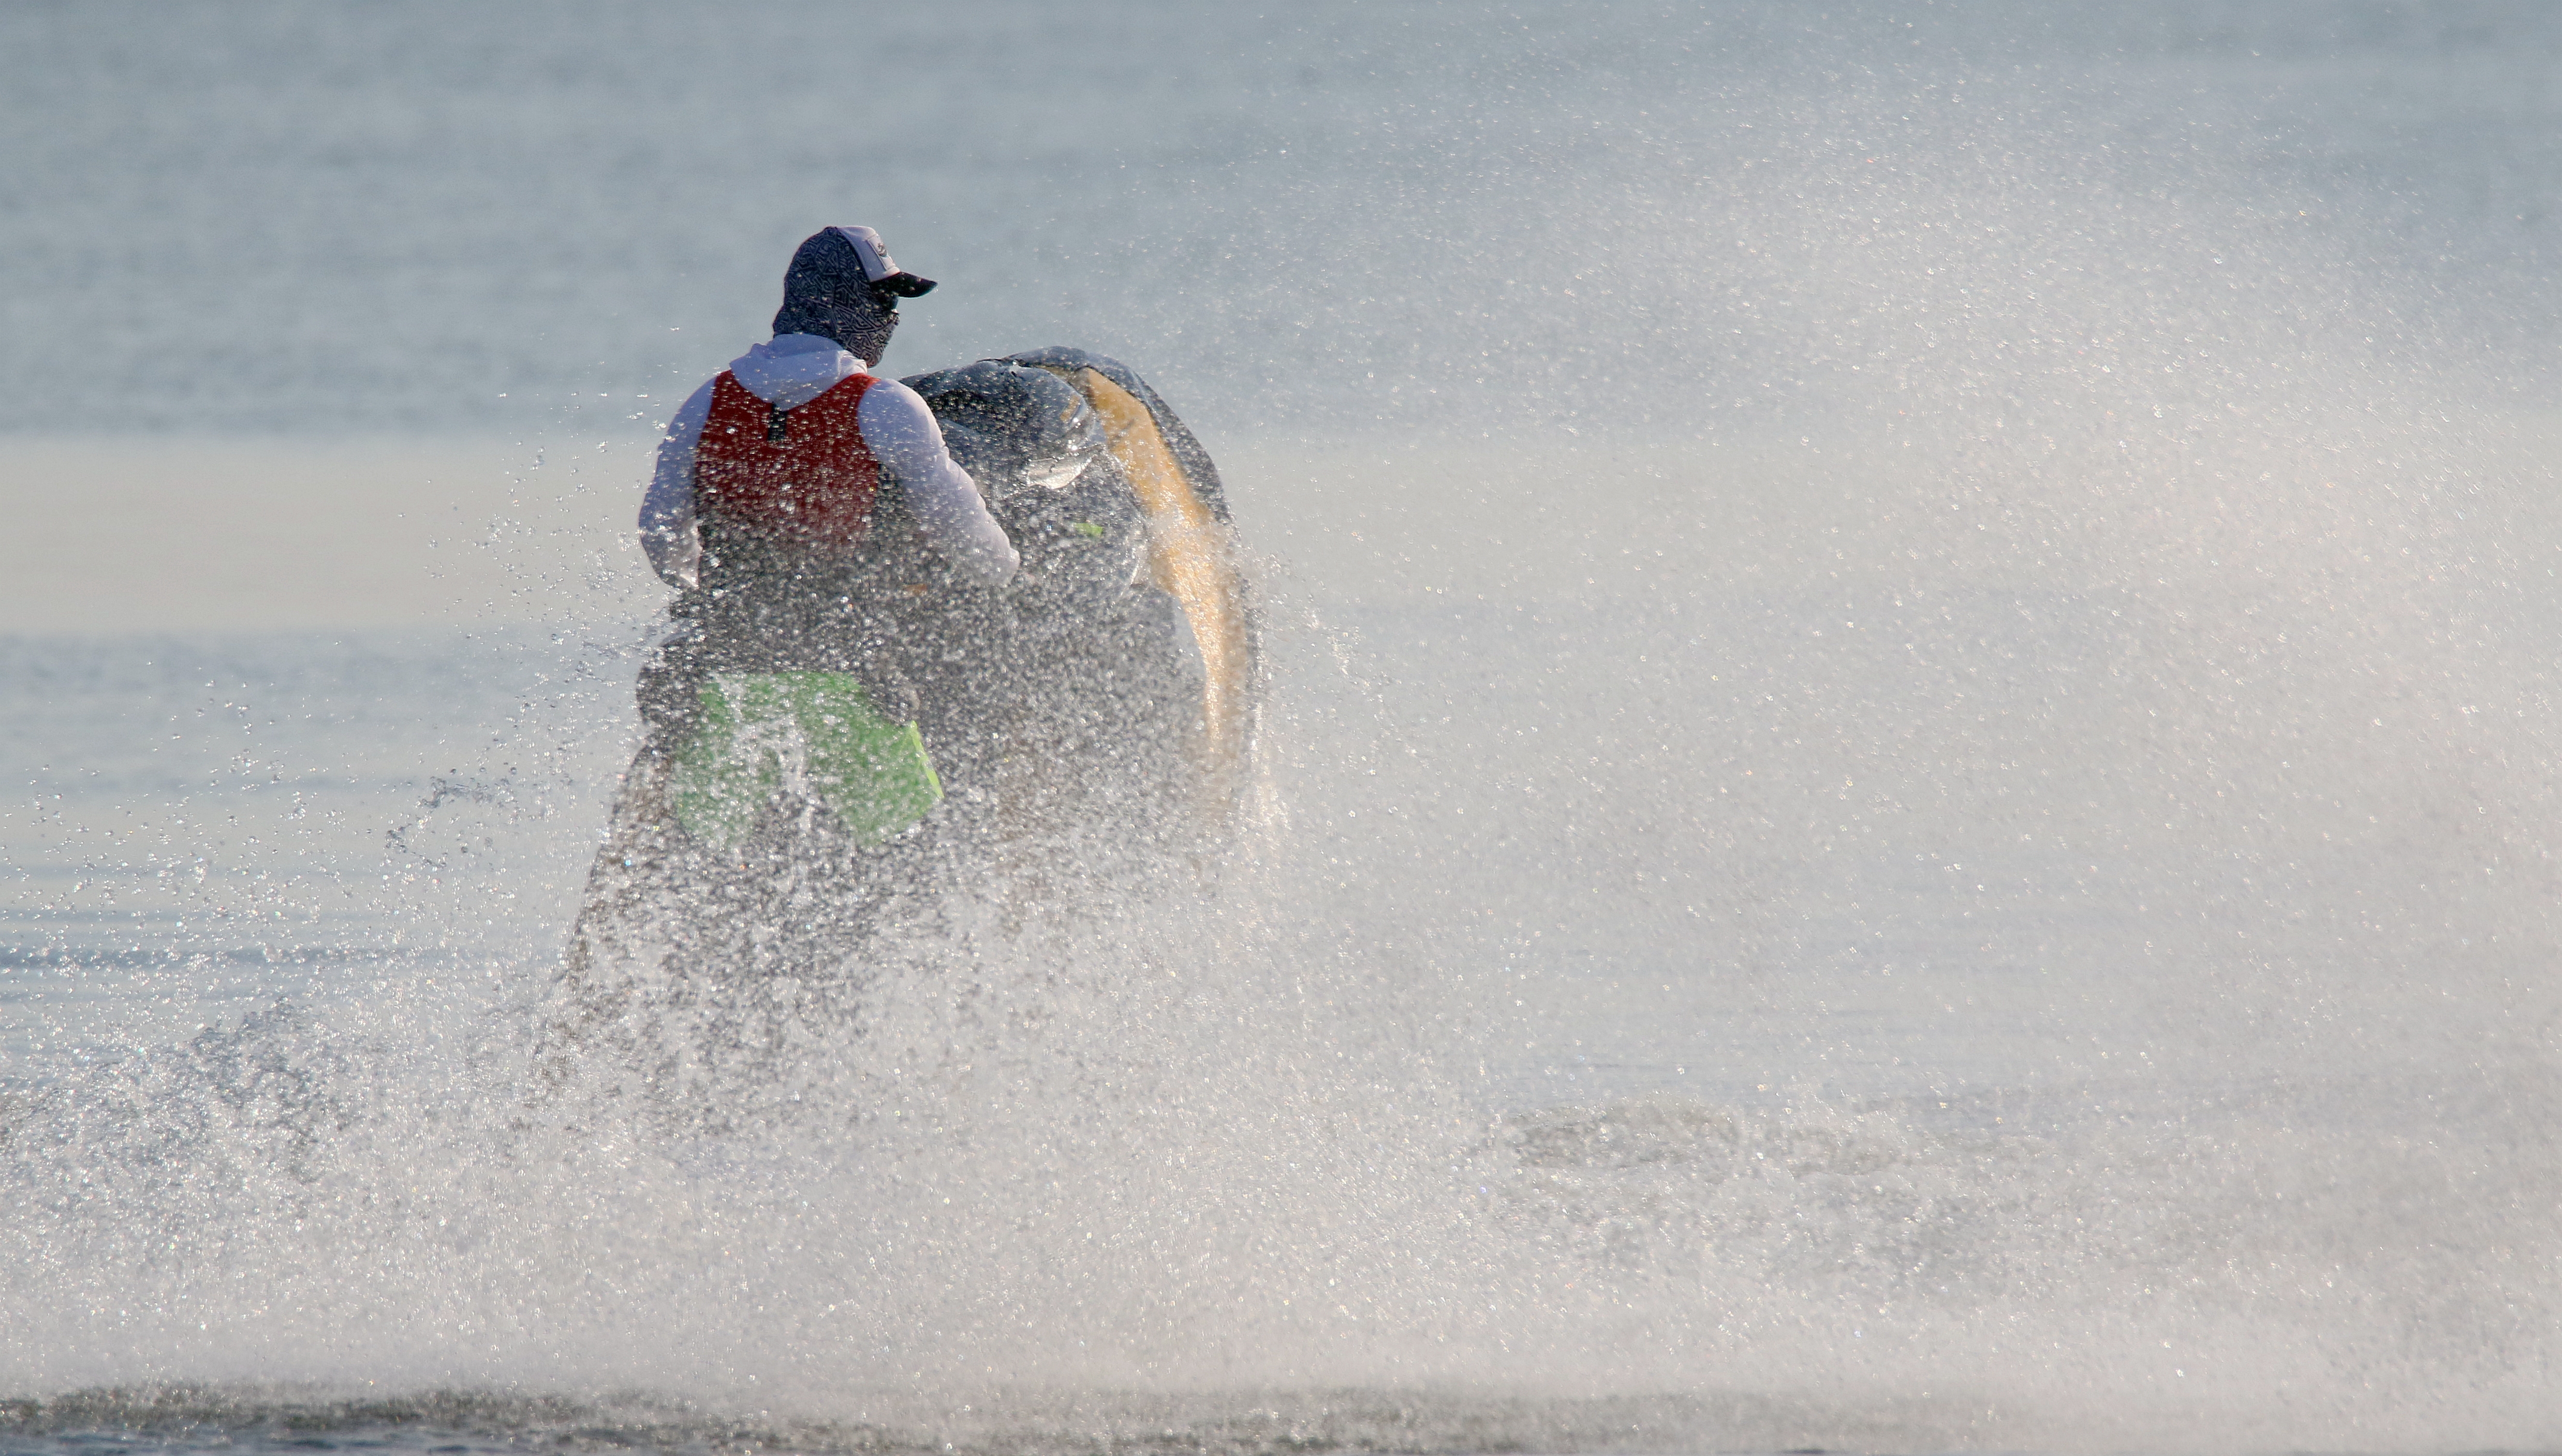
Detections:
535,351,1257,1102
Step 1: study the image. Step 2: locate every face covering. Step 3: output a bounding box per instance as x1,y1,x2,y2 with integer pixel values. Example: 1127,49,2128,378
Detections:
770,230,902,364
776,289,899,365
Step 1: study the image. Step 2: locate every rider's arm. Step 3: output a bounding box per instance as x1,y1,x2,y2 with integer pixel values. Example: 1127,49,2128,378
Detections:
639,379,718,589
858,378,1021,586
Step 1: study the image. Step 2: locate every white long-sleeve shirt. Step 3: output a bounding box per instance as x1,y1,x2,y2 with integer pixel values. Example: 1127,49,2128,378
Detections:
639,333,1020,589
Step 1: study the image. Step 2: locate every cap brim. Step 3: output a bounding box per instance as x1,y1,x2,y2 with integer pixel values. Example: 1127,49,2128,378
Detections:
875,272,937,298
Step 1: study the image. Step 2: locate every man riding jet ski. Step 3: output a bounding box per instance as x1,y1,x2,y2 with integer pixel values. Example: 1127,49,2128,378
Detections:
581,225,1255,901
538,227,1257,1102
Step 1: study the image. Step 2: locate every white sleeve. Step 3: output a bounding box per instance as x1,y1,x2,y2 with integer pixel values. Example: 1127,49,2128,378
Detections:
859,378,1020,586
639,379,717,589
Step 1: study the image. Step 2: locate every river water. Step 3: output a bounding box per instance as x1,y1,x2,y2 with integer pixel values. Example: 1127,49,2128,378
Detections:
6,3,2562,1452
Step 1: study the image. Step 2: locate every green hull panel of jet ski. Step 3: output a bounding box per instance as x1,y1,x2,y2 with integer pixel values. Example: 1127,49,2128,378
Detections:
669,670,942,850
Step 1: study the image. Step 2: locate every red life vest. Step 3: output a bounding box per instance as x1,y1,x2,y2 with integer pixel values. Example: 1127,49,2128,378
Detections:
693,370,882,549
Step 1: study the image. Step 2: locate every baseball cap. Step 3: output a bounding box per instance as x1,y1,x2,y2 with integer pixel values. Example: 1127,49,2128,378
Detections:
832,225,936,297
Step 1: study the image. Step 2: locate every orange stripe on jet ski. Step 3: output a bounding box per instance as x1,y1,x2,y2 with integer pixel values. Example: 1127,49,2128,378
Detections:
1071,367,1253,788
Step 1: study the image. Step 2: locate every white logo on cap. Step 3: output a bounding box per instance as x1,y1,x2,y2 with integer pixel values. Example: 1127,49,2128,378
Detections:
833,225,897,282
